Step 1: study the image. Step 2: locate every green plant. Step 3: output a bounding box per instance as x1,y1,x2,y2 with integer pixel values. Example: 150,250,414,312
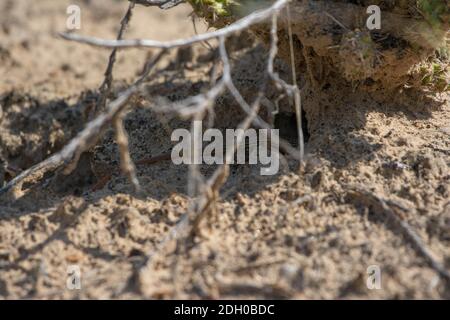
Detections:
420,59,450,92
187,0,237,16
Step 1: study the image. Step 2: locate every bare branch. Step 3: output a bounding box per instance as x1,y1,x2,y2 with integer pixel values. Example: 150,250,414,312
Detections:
131,0,185,9
60,0,289,50
97,1,137,114
114,111,141,193
349,187,450,283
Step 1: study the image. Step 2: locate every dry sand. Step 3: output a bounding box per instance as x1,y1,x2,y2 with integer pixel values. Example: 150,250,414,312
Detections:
0,0,449,299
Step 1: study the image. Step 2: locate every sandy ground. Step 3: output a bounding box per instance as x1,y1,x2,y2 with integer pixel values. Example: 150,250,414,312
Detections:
0,0,449,299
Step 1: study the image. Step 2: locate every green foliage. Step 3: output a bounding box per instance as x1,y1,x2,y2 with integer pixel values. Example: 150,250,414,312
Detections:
187,0,238,16
420,59,449,92
187,0,273,19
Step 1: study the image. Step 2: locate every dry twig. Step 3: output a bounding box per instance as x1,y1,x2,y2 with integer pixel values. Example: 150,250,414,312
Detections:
349,187,450,284
0,50,167,198
97,1,137,114
0,0,302,198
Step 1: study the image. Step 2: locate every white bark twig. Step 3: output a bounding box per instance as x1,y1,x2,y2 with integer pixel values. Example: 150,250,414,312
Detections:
131,0,185,9
60,0,290,50
0,50,167,197
97,1,137,114
1,0,303,199
114,111,141,193
1,2,307,293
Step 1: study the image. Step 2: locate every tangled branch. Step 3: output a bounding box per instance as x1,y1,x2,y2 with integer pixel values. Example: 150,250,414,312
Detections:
2,0,448,294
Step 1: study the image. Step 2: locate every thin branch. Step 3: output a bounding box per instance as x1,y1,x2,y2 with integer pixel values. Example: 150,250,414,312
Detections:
350,187,450,284
131,0,185,9
0,50,167,197
114,111,141,193
60,0,289,50
98,1,137,113
0,0,299,199
138,36,266,281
